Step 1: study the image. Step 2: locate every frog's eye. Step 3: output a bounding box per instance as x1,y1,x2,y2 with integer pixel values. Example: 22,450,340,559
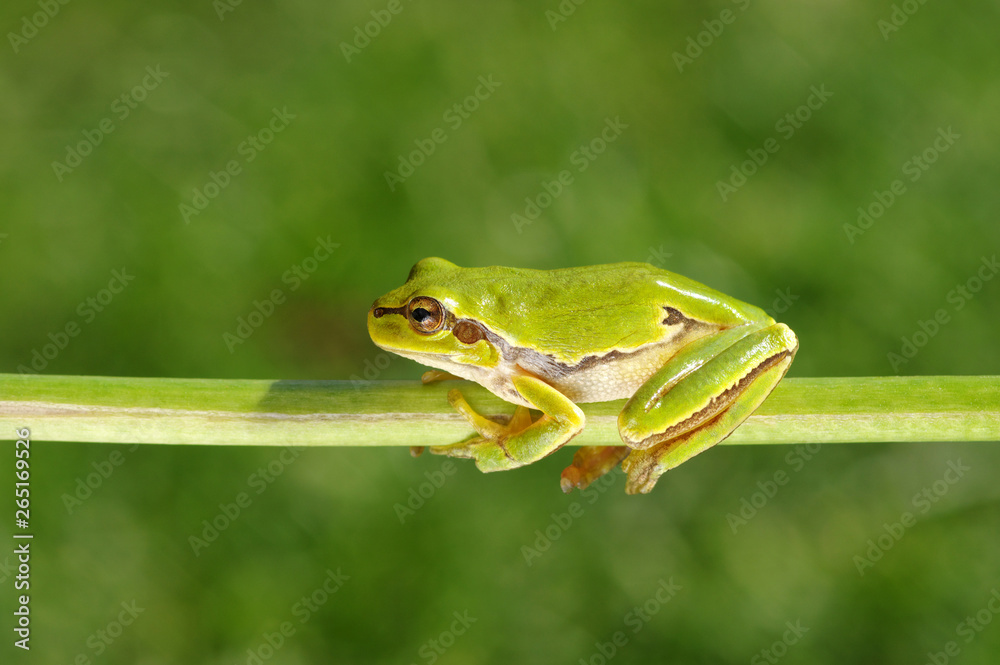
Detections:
407,297,445,333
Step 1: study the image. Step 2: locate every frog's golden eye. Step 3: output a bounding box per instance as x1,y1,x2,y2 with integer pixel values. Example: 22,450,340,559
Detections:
407,297,445,333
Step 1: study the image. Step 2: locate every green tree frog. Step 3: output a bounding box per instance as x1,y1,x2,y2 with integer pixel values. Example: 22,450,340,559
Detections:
368,258,798,494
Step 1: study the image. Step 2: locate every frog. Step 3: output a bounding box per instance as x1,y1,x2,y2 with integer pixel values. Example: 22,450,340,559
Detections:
367,257,798,494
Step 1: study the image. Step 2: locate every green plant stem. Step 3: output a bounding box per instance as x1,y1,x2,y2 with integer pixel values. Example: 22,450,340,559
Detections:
0,373,998,447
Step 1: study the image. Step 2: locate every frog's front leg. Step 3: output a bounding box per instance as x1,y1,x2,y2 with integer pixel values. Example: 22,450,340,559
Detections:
619,322,798,494
428,374,585,473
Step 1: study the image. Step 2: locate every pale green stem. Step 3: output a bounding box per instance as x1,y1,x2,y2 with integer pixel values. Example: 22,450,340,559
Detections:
0,373,998,447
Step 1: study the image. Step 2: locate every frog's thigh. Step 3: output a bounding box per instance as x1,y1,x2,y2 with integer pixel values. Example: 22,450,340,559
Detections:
473,374,585,473
620,323,797,493
619,323,795,448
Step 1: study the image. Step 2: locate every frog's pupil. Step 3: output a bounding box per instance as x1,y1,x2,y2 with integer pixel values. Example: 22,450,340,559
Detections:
413,308,430,322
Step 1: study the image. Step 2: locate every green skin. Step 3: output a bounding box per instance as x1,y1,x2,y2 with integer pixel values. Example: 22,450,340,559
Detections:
368,257,799,494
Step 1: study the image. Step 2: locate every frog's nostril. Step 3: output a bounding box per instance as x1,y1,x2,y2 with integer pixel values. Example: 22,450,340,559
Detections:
372,307,385,318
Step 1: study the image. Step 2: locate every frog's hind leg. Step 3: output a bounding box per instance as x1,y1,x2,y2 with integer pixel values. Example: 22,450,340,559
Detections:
560,446,630,492
619,323,798,494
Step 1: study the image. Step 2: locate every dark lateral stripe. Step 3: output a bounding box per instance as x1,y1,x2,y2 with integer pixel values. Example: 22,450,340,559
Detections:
639,349,792,447
371,305,406,318
437,307,700,376
662,306,688,326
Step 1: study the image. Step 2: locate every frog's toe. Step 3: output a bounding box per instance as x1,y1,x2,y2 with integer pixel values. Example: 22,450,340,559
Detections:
427,433,483,460
560,446,630,493
428,435,522,473
621,450,666,495
559,466,583,493
421,370,460,384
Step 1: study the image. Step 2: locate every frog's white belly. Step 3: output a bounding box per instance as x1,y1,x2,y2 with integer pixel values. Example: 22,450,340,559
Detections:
387,322,719,408
542,341,687,403
497,333,720,407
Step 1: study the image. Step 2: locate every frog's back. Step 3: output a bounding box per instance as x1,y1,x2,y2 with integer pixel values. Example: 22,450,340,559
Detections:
455,262,762,366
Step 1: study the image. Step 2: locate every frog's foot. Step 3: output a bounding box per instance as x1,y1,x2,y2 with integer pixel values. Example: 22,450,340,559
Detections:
621,416,733,494
622,434,720,494
411,372,467,458
619,448,661,495
427,395,531,469
421,370,461,384
427,377,584,473
560,446,629,492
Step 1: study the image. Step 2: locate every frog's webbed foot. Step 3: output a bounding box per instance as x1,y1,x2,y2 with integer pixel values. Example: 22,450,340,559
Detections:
413,372,478,459
621,443,681,495
560,446,629,492
427,378,584,474
426,390,535,470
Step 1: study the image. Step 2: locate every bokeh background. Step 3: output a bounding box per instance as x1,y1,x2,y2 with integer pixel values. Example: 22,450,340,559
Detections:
2,0,1000,663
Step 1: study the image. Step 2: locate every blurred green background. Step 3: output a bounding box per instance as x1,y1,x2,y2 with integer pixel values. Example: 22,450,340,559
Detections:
2,0,1000,663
